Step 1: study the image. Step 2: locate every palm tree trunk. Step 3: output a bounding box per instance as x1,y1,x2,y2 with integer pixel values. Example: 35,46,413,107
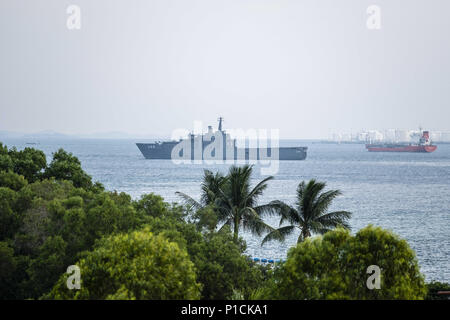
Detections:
233,210,239,242
298,227,311,243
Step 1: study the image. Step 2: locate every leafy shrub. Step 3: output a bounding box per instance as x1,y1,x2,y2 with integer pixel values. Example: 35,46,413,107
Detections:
46,228,200,300
269,226,427,300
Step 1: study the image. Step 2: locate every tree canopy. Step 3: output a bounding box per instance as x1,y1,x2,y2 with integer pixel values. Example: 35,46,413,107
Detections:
46,228,201,300
266,226,427,300
144,214,265,300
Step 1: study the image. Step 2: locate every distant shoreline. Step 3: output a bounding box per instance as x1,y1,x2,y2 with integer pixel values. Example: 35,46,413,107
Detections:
315,140,450,145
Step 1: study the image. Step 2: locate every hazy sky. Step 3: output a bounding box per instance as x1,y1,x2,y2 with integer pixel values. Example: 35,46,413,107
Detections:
1,0,449,138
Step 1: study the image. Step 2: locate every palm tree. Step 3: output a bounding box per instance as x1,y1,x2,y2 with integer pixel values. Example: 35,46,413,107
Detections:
176,169,227,211
261,179,351,245
177,165,278,241
215,165,277,242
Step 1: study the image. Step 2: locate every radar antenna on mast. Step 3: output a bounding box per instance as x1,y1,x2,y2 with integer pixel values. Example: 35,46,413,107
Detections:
218,117,224,131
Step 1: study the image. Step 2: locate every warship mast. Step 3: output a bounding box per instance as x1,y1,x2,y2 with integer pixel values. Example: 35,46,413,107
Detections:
218,117,224,132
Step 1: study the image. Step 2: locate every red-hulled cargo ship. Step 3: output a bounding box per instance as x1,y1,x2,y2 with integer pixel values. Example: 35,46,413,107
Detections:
366,131,437,153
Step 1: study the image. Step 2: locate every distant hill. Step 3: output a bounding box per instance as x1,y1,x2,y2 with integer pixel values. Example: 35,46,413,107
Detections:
22,130,71,140
0,131,24,139
0,130,166,140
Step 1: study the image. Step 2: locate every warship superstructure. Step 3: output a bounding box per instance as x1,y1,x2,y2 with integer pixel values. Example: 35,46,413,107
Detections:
136,118,307,161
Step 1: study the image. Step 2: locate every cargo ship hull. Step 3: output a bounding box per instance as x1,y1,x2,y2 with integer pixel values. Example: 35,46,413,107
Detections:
366,144,437,153
366,130,437,153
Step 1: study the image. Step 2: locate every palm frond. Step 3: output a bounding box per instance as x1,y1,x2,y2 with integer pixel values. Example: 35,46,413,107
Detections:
218,218,234,232
253,200,286,218
241,207,274,236
261,226,296,246
215,187,236,223
200,170,227,205
311,189,342,218
245,175,274,207
271,201,302,226
315,210,352,230
302,180,326,218
175,191,202,211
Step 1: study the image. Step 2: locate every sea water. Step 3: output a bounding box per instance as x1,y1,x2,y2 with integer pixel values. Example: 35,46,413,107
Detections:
2,138,449,282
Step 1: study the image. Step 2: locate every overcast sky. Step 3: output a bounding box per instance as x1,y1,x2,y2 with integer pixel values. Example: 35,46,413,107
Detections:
1,0,449,138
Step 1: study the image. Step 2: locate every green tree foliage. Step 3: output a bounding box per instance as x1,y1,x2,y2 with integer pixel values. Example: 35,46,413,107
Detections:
0,152,144,299
176,169,227,211
268,226,427,300
84,192,137,244
0,143,13,172
0,143,146,299
134,193,173,218
262,179,351,245
46,228,201,300
0,187,20,240
44,149,93,189
216,165,278,241
145,214,264,300
190,228,264,300
7,147,47,183
178,165,277,241
0,241,17,298
0,170,28,191
26,236,67,297
426,281,450,300
0,143,98,191
190,205,219,233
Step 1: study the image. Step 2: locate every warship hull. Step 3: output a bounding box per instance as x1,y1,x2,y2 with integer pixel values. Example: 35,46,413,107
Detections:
136,143,307,160
137,118,307,161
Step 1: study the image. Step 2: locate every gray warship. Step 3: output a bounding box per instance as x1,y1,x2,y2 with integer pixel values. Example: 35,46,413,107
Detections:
136,118,307,161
